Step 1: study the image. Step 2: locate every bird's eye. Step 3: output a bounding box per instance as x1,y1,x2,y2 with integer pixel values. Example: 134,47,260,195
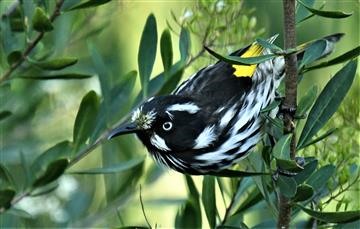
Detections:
162,122,173,131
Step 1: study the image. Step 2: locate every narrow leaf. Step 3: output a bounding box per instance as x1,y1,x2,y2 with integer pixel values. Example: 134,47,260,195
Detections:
73,91,99,147
138,13,157,98
0,111,12,122
294,159,318,184
160,29,173,76
292,184,314,202
261,100,281,113
32,159,69,188
298,128,337,149
202,176,216,228
18,73,92,80
298,205,360,223
7,51,22,65
0,163,15,186
277,175,297,198
300,40,327,68
297,0,353,19
205,46,276,65
30,141,72,181
70,157,145,174
0,189,16,209
306,164,335,192
179,27,190,62
256,37,282,53
176,176,201,228
31,57,78,70
296,85,318,117
67,0,112,11
298,60,357,148
272,134,292,160
305,46,360,72
32,7,53,32
276,159,304,173
296,0,316,23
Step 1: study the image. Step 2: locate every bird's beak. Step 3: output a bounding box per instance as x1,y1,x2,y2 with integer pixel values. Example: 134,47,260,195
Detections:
107,122,139,140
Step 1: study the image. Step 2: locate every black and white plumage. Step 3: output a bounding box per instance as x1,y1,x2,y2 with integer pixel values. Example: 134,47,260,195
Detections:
108,34,342,175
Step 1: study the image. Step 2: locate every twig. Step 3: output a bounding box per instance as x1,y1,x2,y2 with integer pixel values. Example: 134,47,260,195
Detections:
139,185,152,229
277,0,298,228
0,0,65,84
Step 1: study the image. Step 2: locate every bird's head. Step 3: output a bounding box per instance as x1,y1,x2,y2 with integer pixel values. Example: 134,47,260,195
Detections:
108,95,213,152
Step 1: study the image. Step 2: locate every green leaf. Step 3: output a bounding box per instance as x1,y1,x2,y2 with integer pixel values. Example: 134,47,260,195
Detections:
179,27,190,62
176,176,201,228
0,163,15,187
292,184,314,202
87,41,111,118
70,157,145,174
305,46,360,72
272,134,292,160
160,29,173,77
207,169,269,177
175,199,202,228
296,85,318,117
157,62,185,95
66,0,112,11
298,60,357,148
306,164,335,192
138,13,157,98
6,208,33,219
31,57,78,70
30,141,73,181
0,189,16,209
73,91,99,147
261,100,281,113
296,0,316,23
276,159,304,173
205,46,276,65
297,0,353,19
297,128,337,149
7,51,22,65
202,176,216,228
256,37,282,53
294,159,318,184
18,73,93,80
32,159,69,188
300,40,327,69
298,205,360,223
0,110,12,122
32,7,53,32
277,175,297,198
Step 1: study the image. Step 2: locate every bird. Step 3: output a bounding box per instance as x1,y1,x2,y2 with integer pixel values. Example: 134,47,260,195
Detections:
108,33,343,175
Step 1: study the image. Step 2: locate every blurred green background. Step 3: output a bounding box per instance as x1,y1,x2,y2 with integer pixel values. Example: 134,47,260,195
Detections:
0,0,359,227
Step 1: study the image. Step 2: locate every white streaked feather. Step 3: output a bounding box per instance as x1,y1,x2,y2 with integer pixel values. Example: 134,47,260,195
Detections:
193,125,216,149
167,103,200,114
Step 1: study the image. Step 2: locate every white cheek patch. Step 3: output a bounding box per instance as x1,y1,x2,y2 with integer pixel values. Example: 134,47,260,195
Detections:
150,134,171,151
193,125,216,149
167,103,200,114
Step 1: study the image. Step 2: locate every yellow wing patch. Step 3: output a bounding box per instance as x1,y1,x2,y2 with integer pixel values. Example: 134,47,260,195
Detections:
233,43,264,77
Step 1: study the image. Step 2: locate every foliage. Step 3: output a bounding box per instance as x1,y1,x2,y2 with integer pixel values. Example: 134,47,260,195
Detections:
0,0,359,228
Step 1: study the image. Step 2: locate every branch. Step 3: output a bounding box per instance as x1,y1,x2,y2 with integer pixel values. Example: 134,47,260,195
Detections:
0,0,65,84
278,0,298,228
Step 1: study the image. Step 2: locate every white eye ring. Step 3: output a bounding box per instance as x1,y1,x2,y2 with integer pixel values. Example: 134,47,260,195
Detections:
162,122,173,131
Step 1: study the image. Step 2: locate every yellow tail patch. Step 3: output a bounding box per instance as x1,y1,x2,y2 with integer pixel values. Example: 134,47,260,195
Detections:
233,43,264,77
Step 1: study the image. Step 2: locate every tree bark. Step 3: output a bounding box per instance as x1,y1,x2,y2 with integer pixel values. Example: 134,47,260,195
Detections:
277,0,298,228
